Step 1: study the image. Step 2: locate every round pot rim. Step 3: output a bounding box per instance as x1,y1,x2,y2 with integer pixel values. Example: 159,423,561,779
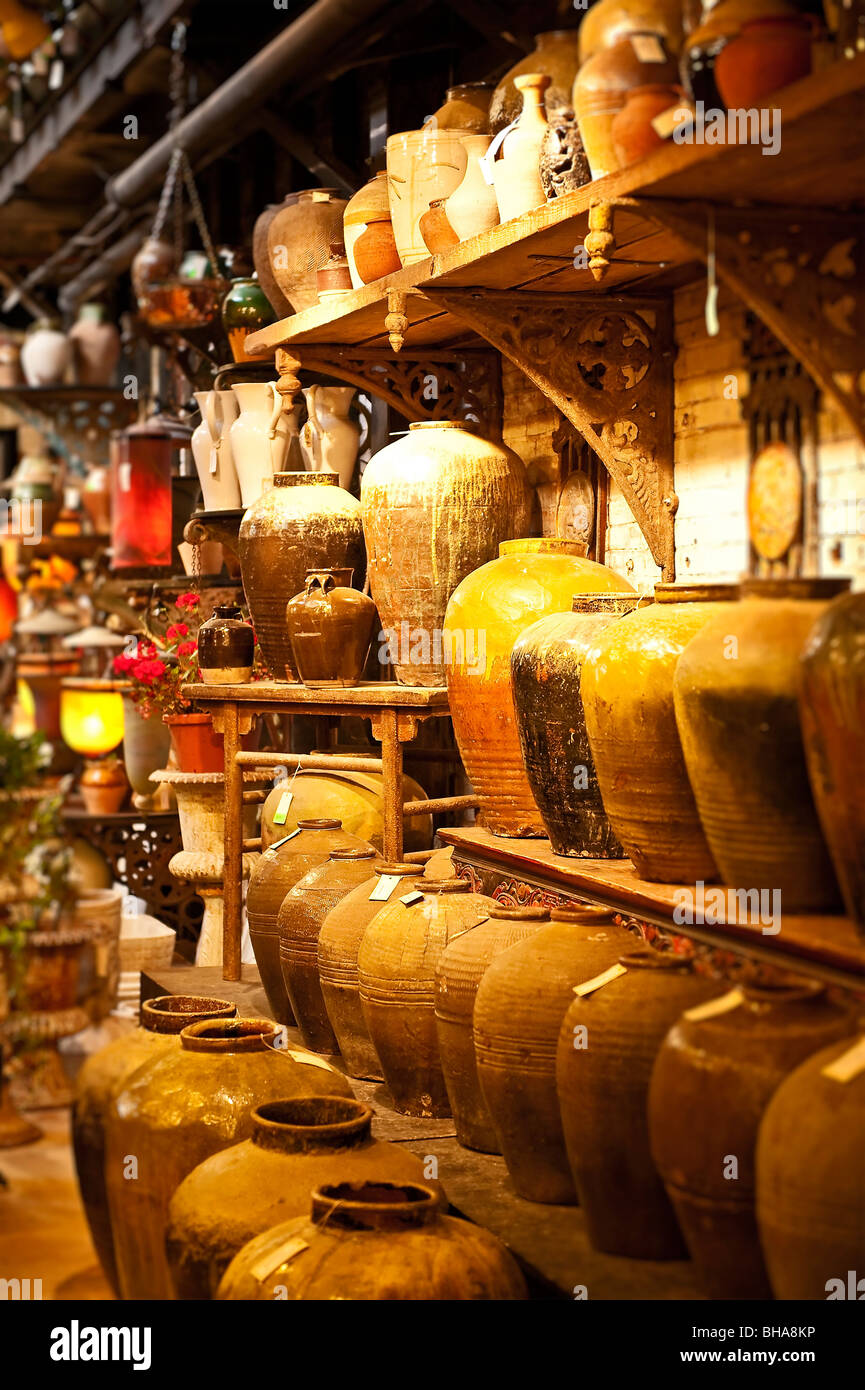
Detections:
310,1180,440,1229
180,1017,282,1051
140,994,236,1033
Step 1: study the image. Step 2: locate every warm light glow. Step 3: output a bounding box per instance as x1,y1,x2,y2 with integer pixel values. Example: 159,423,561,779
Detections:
11,678,35,738
60,685,125,756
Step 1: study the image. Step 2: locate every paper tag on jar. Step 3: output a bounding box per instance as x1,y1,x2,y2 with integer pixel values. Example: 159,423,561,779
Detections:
652,103,692,140
369,874,402,902
573,962,628,997
272,790,293,826
250,1235,309,1283
821,1036,865,1084
209,446,218,475
684,988,744,1022
269,828,301,851
286,1048,337,1072
630,33,668,63
400,890,425,906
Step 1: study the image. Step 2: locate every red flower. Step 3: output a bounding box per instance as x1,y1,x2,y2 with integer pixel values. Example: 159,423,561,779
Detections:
175,592,199,611
113,653,134,675
137,640,157,659
134,658,167,684
176,640,197,658
166,622,189,642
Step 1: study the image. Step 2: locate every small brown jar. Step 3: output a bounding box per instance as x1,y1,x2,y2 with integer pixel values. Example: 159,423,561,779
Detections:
197,604,255,684
286,568,377,687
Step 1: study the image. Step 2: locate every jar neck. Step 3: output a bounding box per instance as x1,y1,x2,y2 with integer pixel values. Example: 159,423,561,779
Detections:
273,471,337,488
488,905,550,921
618,946,694,974
251,1098,372,1153
739,577,850,602
310,1181,440,1231
179,1018,281,1053
654,583,739,604
140,995,236,1035
571,593,649,615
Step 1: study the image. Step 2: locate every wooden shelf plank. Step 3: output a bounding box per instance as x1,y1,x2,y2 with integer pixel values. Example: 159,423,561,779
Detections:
185,680,450,710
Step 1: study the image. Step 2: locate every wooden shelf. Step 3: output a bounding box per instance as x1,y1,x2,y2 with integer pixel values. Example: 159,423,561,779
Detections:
438,826,865,993
185,680,449,712
246,57,865,357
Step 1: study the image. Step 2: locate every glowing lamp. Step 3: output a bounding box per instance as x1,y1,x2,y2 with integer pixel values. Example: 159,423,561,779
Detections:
60,679,125,757
111,416,189,571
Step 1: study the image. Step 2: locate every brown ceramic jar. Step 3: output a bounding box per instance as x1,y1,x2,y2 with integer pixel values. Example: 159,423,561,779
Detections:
556,947,717,1258
436,904,550,1152
285,568,377,687
278,847,381,1053
197,603,255,684
473,905,635,1203
358,880,496,1116
648,981,855,1299
216,1180,527,1300
246,818,373,1024
317,862,427,1079
72,994,236,1295
166,1097,443,1299
106,1017,353,1300
756,1035,865,1301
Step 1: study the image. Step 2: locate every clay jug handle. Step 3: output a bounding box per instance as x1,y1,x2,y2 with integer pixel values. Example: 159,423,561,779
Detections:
203,391,221,450
481,120,516,183
267,381,285,439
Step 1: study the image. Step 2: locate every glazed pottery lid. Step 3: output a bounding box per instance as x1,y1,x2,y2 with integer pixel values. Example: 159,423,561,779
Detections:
375,862,422,876
140,994,236,1034
252,1097,372,1152
488,904,550,920
738,577,851,601
310,1180,440,1231
180,1017,283,1052
499,538,589,557
420,878,470,894
328,847,378,861
273,471,337,487
654,582,739,603
296,818,343,830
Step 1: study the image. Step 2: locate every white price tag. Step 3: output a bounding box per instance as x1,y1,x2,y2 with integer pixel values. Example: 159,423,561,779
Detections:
400,890,425,907
821,1036,865,1084
684,988,744,1022
286,1048,337,1072
249,1234,309,1283
652,103,691,140
209,446,218,476
118,461,132,492
49,59,65,91
369,873,402,903
272,790,293,826
269,828,301,851
630,33,667,63
573,962,628,997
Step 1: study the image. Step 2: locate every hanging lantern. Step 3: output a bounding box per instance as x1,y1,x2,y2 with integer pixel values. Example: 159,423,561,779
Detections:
110,416,189,571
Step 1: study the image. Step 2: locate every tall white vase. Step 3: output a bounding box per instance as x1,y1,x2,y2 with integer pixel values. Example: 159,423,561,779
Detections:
386,129,468,266
299,385,360,491
230,381,297,508
191,390,242,510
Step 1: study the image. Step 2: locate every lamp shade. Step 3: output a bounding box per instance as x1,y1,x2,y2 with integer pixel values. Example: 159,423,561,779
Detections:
111,422,176,570
60,679,125,757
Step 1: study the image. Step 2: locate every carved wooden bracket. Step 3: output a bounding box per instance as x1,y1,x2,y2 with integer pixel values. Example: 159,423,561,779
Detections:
639,200,865,443
277,345,502,439
424,287,677,578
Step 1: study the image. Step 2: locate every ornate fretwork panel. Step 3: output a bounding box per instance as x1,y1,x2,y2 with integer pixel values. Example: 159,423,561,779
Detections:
424,289,677,578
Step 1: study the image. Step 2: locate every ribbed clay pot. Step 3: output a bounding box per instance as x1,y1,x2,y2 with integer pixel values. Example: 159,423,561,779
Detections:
286,568,377,687
556,947,717,1258
266,188,348,312
581,582,737,882
648,981,854,1299
574,34,679,179
474,906,635,1203
436,904,550,1152
756,1035,865,1300
252,194,295,317
106,1017,353,1300
166,1097,443,1299
278,847,381,1053
799,592,865,933
238,471,365,681
216,1180,527,1300
490,29,583,132
72,994,236,1296
318,862,427,1079
246,818,373,1024
511,593,649,857
673,578,849,912
361,421,529,686
445,539,635,837
358,880,496,1117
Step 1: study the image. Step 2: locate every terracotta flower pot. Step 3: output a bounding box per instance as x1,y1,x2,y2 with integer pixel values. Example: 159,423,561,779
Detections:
648,981,854,1299
581,582,737,883
352,218,403,284
105,1017,353,1299
166,1097,443,1299
318,862,427,1079
163,710,258,774
278,847,381,1053
715,14,813,108
358,880,497,1117
246,818,374,1024
611,83,683,166
556,947,717,1258
445,539,634,837
72,994,237,1294
286,568,377,687
473,906,635,1203
217,1180,527,1300
80,759,128,815
436,904,550,1152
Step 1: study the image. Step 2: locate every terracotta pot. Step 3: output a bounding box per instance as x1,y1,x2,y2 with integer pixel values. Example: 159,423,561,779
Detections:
674,578,848,912
221,276,276,363
361,422,530,686
229,381,298,509
474,906,635,1203
715,14,813,107
267,188,348,313
648,981,854,1299
122,694,171,796
106,1017,353,1299
167,1097,442,1299
252,195,295,317
581,582,737,882
164,710,258,775
286,568,376,688
191,389,242,510
197,604,255,684
556,946,717,1258
68,304,120,387
443,133,499,241
490,29,583,132
574,35,679,179
316,245,353,303
612,83,683,165
238,471,365,681
756,1035,865,1300
299,384,360,491
278,847,381,1053
492,73,551,222
260,768,432,855
318,862,428,1079
445,539,635,837
246,818,373,1024
419,198,460,254
579,0,685,62
799,592,865,934
682,0,804,105
72,994,236,1294
511,593,650,857
428,82,492,132
343,172,401,287
20,319,70,386
217,1180,527,1300
358,880,497,1117
385,130,468,266
436,904,550,1152
353,218,403,285
80,759,128,815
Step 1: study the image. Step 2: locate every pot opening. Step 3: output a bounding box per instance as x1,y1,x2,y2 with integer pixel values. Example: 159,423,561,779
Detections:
180,1018,280,1050
297,818,343,830
140,994,236,1033
619,946,691,971
329,848,378,861
311,1180,439,1230
488,904,549,921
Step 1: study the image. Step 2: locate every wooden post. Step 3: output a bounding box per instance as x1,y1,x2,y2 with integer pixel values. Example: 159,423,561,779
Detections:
222,700,243,981
378,708,404,864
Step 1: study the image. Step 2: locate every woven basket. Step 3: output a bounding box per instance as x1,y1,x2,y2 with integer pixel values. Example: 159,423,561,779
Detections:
118,916,176,974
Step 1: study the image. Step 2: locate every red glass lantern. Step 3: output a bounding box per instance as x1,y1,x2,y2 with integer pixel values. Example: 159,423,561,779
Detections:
110,417,188,571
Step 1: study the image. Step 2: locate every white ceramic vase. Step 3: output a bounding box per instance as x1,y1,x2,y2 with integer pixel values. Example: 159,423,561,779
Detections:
299,385,360,491
444,134,499,242
230,381,298,508
191,390,242,510
491,73,551,222
21,324,71,387
386,130,468,266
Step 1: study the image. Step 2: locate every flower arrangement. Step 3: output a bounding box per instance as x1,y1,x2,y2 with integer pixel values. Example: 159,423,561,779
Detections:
113,591,201,718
